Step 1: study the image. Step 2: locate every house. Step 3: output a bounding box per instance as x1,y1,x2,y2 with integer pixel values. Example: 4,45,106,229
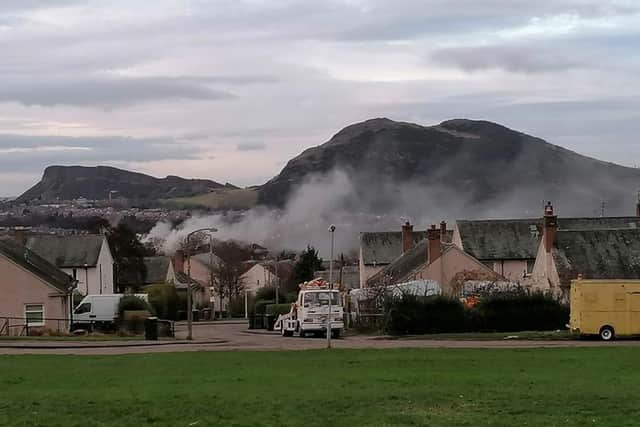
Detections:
26,234,114,295
0,239,75,333
117,256,177,288
452,218,542,282
530,202,640,298
452,197,640,283
241,261,277,293
368,223,501,295
359,222,435,287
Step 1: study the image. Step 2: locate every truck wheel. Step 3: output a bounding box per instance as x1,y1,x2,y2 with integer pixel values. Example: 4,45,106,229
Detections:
331,330,341,339
599,326,614,341
299,328,306,338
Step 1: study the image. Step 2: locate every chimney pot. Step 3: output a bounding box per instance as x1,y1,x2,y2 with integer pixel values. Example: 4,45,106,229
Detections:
543,202,558,254
401,221,414,253
440,221,447,241
427,224,442,264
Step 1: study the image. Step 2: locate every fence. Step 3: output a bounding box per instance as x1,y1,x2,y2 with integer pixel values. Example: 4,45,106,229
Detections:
0,316,175,337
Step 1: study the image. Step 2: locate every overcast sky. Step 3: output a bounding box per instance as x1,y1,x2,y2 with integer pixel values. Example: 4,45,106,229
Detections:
1,0,639,196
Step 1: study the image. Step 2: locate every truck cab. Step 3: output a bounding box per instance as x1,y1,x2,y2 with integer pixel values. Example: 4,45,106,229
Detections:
275,279,344,338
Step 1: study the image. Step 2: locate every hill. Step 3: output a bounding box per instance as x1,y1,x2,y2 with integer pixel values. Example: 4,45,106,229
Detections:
17,165,228,202
258,118,640,217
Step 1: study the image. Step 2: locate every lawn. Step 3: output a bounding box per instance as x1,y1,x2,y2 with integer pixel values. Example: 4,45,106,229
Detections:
1,348,639,426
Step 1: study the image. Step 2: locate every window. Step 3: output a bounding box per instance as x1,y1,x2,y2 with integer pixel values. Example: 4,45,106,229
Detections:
74,303,91,314
24,304,44,326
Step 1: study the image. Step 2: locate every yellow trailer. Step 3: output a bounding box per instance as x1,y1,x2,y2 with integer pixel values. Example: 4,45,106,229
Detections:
570,279,640,340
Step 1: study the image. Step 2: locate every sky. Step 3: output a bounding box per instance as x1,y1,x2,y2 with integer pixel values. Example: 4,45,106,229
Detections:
1,0,639,196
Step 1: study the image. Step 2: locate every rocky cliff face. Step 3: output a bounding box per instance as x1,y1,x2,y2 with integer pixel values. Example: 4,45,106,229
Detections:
17,165,226,202
258,118,640,217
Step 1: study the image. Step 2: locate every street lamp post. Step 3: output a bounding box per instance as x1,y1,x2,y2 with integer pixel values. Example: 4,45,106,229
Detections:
186,227,218,341
327,224,336,349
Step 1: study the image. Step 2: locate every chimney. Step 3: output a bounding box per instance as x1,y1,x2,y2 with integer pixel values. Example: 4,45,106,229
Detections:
427,224,442,264
401,221,414,253
543,201,558,254
13,227,29,246
174,249,185,273
440,221,447,242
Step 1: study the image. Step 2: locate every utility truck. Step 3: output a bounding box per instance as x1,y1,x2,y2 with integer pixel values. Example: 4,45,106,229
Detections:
73,294,149,330
274,279,344,338
570,279,640,340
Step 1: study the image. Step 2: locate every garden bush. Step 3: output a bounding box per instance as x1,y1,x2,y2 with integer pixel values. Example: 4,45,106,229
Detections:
470,292,569,332
146,284,179,320
384,294,466,335
118,295,152,317
383,292,569,335
265,303,292,317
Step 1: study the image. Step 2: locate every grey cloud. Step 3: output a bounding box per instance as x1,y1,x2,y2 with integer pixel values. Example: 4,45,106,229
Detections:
431,45,586,73
0,76,235,108
0,134,199,173
236,142,267,151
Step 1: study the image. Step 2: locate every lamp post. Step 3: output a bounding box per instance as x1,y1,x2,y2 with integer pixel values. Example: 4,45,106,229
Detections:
186,227,218,340
327,224,336,349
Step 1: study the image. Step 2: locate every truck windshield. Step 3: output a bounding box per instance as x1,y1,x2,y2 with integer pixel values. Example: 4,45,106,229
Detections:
303,292,341,306
75,303,91,314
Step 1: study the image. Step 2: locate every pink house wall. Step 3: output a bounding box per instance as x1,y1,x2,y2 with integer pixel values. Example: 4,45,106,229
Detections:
0,255,68,334
407,246,500,295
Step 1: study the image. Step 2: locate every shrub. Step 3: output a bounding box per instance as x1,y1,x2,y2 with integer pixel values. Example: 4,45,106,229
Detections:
255,286,291,304
384,294,466,335
382,291,569,335
146,284,179,320
253,299,275,315
265,303,292,317
118,295,151,317
471,292,569,332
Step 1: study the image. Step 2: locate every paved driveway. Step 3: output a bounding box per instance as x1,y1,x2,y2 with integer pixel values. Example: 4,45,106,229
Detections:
2,322,640,355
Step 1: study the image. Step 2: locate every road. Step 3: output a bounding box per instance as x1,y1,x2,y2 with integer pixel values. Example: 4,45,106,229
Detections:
1,322,639,355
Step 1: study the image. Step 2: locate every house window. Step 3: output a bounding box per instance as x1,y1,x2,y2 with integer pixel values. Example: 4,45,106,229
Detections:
526,259,536,274
24,304,44,326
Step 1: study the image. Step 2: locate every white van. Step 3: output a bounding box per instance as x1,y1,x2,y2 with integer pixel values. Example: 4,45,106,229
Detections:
73,294,148,328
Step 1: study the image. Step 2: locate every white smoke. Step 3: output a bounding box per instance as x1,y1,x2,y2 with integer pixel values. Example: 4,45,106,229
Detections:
143,166,640,258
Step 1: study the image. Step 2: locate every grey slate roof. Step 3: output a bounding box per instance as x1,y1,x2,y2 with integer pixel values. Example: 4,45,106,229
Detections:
456,219,542,261
360,231,425,265
367,240,429,286
26,235,105,268
118,256,171,286
553,229,640,284
0,239,74,292
559,217,640,231
192,252,223,269
456,216,640,262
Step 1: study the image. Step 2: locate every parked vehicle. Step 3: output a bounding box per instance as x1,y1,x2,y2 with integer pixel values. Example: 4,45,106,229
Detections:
72,294,148,329
274,279,344,338
569,279,640,340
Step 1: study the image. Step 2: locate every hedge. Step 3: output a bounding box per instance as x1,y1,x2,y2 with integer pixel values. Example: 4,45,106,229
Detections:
265,303,292,317
146,284,179,320
383,292,568,335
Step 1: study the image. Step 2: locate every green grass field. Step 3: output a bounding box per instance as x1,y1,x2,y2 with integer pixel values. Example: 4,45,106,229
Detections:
1,348,638,426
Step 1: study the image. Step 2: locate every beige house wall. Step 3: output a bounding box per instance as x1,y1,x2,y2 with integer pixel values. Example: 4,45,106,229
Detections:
242,264,276,294
490,260,528,282
0,255,68,333
64,237,114,295
407,247,500,295
528,240,560,295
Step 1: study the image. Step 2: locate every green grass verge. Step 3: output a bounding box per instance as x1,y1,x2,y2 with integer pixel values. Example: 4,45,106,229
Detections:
2,348,639,426
387,330,575,341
